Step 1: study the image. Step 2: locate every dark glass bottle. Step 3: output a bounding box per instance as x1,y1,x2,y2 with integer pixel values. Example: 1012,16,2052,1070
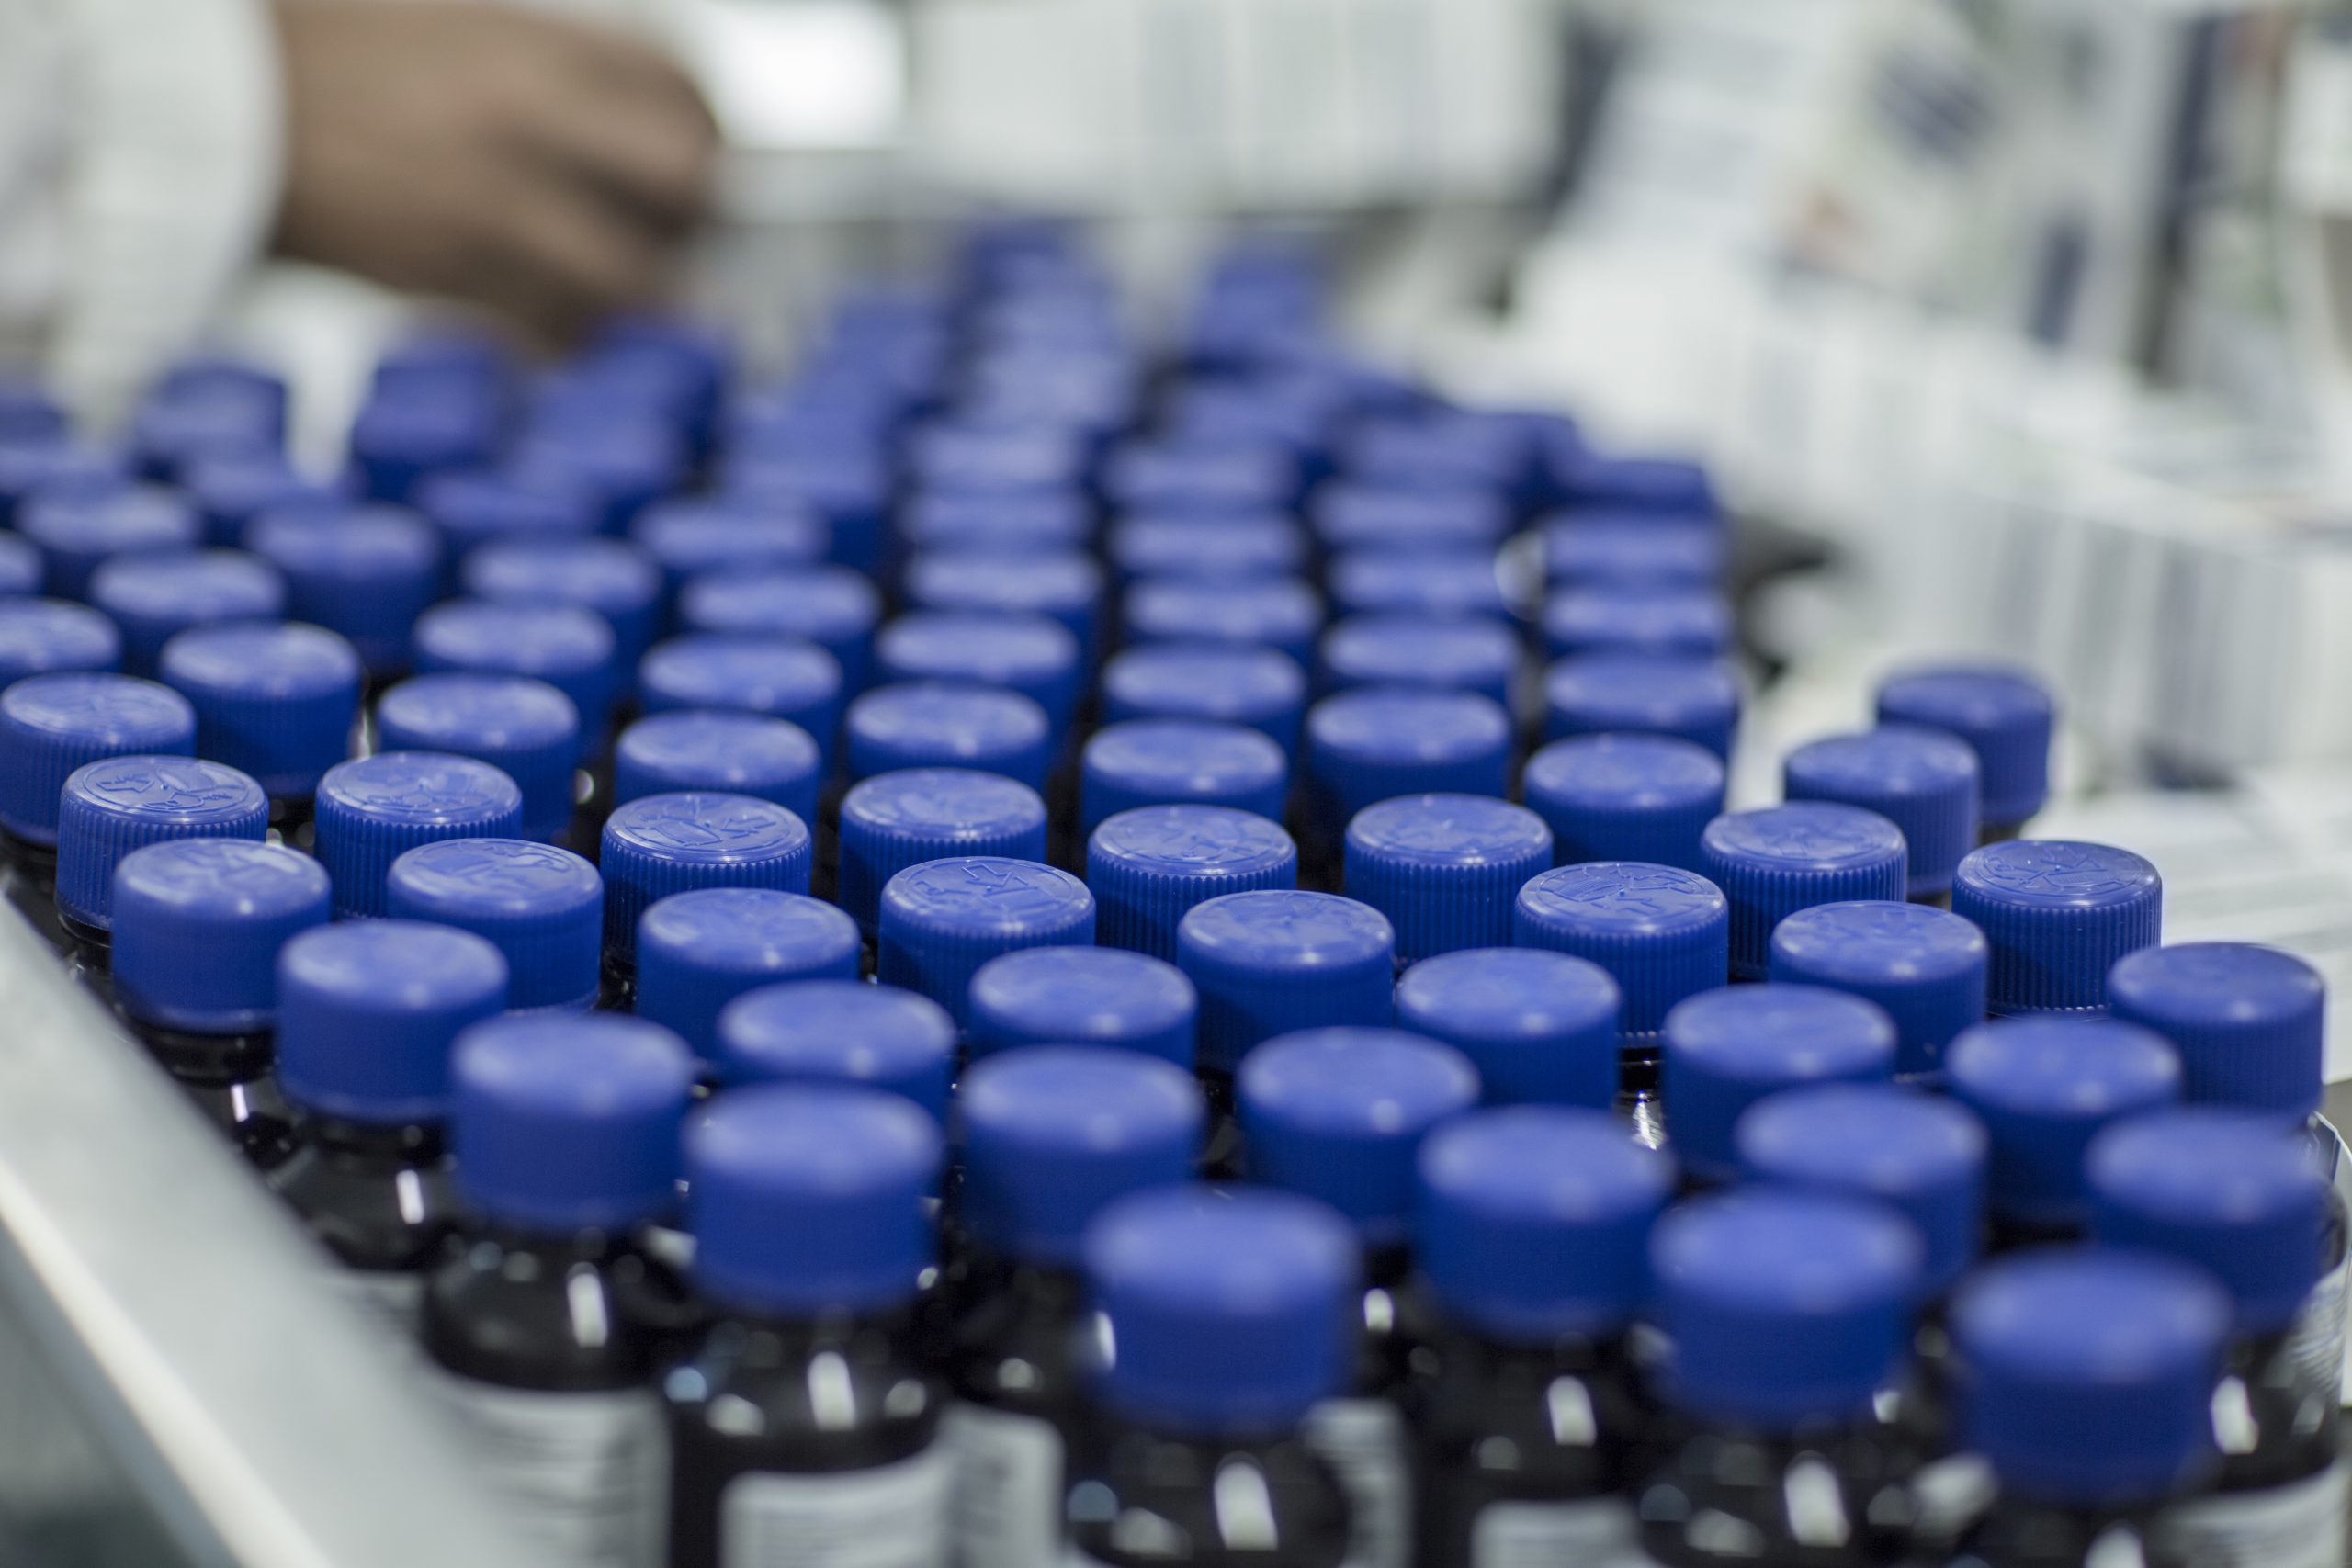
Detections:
663,1084,952,1568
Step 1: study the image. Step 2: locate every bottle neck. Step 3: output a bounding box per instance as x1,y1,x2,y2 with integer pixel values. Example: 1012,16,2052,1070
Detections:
304,1113,447,1167
1,827,56,887
128,1015,276,1089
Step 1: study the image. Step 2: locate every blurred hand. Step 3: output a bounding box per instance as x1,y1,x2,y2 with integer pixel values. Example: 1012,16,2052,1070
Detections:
273,0,718,345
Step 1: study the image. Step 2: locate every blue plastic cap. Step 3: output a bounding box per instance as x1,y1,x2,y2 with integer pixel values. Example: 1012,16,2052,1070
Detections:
1081,719,1288,836
1340,414,1529,501
277,920,510,1122
348,392,498,503
415,600,617,742
599,792,812,962
20,484,201,601
686,1085,940,1315
1543,586,1731,663
1102,438,1295,517
384,839,603,1012
901,490,1091,558
715,981,956,1121
1542,515,1724,588
1543,655,1740,760
1318,615,1519,712
962,1047,1204,1266
0,673,193,845
875,612,1079,737
968,946,1199,1066
635,889,858,1064
1952,840,2163,1017
905,550,1104,657
157,622,361,801
612,710,820,824
720,456,889,574
1784,728,1981,899
1238,1028,1481,1246
0,598,123,687
1521,735,1724,875
639,634,843,748
876,856,1094,1029
1176,890,1395,1074
90,549,285,675
1553,450,1716,516
1124,577,1322,671
1344,795,1552,964
1661,985,1898,1182
417,468,597,559
184,455,338,547
679,566,882,691
844,682,1050,790
1417,1107,1675,1341
1512,863,1729,1043
55,756,267,929
1737,1084,1987,1296
1394,948,1622,1110
1328,547,1514,625
1953,1251,2228,1506
837,768,1048,936
243,503,441,675
1306,687,1512,830
1109,514,1306,583
2106,943,2323,1118
0,534,40,596
630,497,829,592
512,422,689,536
1102,642,1306,755
1947,1017,2183,1229
312,752,524,919
1312,485,1511,553
1084,1186,1360,1437
1768,901,1988,1078
0,440,130,530
462,537,663,673
110,840,330,1033
0,379,63,446
2089,1108,2327,1337
1876,665,2056,829
910,422,1087,496
1089,805,1301,964
1700,805,1910,980
452,1013,695,1232
374,674,582,843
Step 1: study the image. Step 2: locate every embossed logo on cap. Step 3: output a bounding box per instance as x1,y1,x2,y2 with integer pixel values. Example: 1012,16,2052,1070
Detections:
1962,840,2157,904
894,856,1087,926
332,753,518,818
78,756,259,818
1520,863,1725,928
398,838,596,900
1098,806,1293,871
612,793,805,856
1183,888,1391,958
1708,804,1904,864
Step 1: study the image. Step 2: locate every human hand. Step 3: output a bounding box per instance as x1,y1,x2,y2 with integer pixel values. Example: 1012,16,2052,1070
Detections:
273,0,719,345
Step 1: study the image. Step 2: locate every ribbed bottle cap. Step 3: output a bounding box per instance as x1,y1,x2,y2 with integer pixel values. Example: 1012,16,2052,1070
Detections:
1737,1084,1987,1296
1238,1028,1481,1247
413,601,610,744
963,1046,1204,1266
1312,485,1511,552
384,839,603,1011
1102,437,1295,516
1175,890,1395,1074
1543,654,1740,759
1084,1186,1359,1437
843,682,1050,790
1767,901,1988,1078
374,673,582,843
1124,577,1322,671
243,502,441,676
452,1013,695,1232
837,768,1048,935
185,455,339,549
0,598,123,686
876,856,1095,1029
513,424,687,536
1080,719,1288,835
679,566,882,691
1102,642,1306,755
1418,1107,1675,1341
1661,985,1898,1182
1952,840,2162,1016
0,672,193,845
687,1085,940,1315
22,484,202,601
157,622,361,801
277,920,509,1122
348,393,499,503
967,946,1198,1066
1343,795,1552,964
56,756,267,929
128,381,281,481
1329,549,1511,623
910,422,1088,496
1784,728,1980,899
89,549,285,675
1521,735,1723,875
2105,943,2322,1117
599,792,812,963
901,490,1091,557
1340,414,1530,502
1552,451,1716,515
1108,513,1306,582
715,981,956,1121
635,889,858,1064
874,611,1080,738
1089,805,1300,964
612,710,821,823
1650,1190,1918,1428
1306,687,1512,831
1542,515,1724,587
0,440,129,530
1394,948,1622,1109
1947,1017,2182,1229
1512,863,1729,1043
1876,665,2056,829
416,468,597,560
636,633,843,747
1318,615,1519,712
1700,804,1909,979
1542,586,1731,662
312,752,524,919
2089,1108,2326,1337
1953,1251,2228,1506
630,496,830,593
905,550,1103,658
461,536,662,675
111,840,330,1033
722,457,890,574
